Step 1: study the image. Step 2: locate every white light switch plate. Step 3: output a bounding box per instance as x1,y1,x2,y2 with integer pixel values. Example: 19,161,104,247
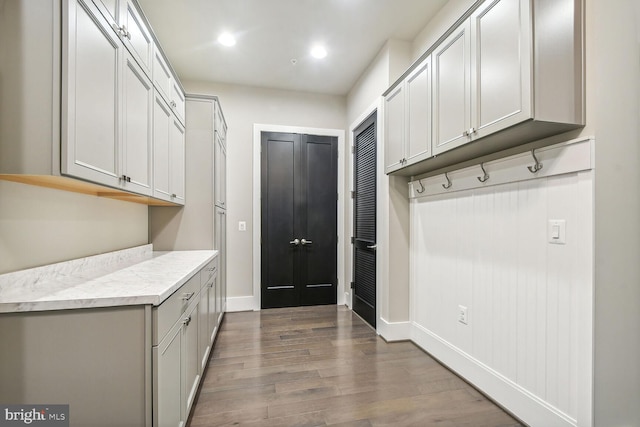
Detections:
238,221,246,232
458,305,468,325
548,220,566,244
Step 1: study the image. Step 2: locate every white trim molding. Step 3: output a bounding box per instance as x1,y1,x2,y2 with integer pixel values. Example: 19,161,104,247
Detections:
252,124,346,310
378,318,411,342
226,296,259,313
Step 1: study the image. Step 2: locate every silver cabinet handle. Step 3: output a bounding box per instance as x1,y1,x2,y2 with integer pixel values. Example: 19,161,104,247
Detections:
289,238,300,246
171,193,177,198
182,315,191,326
171,101,177,108
301,239,313,245
181,292,194,301
121,25,131,40
366,244,377,250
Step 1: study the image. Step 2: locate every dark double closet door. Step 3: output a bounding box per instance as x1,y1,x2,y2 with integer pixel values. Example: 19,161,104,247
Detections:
261,132,338,309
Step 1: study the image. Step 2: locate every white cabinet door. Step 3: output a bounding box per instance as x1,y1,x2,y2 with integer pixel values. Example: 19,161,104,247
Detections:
121,0,153,77
214,134,226,208
384,84,405,173
156,321,183,427
208,273,219,343
433,20,471,155
63,0,121,188
171,81,186,125
153,93,172,200
197,287,209,373
169,118,186,204
90,0,121,28
153,93,185,205
121,52,153,195
153,48,173,105
182,299,200,419
471,0,531,139
214,102,227,139
405,56,432,164
215,207,227,314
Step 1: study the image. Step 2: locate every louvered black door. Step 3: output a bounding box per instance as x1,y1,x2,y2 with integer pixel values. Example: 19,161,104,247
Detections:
353,112,377,327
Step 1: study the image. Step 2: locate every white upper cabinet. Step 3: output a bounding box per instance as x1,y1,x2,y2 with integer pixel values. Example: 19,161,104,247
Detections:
91,0,121,27
120,0,154,77
169,117,186,204
433,21,471,155
214,133,226,209
385,55,433,174
91,0,153,77
153,92,185,205
385,0,582,176
64,0,155,196
152,45,185,126
384,84,405,173
433,0,531,155
470,0,531,139
170,80,186,125
405,56,432,165
63,0,121,188
153,48,173,105
121,52,153,195
152,94,171,200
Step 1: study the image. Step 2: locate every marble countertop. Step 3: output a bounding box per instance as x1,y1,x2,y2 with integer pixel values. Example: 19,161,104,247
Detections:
0,245,218,313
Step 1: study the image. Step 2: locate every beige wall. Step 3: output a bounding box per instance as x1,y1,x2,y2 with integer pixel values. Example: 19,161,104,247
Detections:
0,180,148,274
589,0,640,424
181,81,346,300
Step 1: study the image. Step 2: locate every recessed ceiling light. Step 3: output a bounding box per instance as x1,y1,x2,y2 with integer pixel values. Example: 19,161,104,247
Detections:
310,45,327,59
218,32,236,47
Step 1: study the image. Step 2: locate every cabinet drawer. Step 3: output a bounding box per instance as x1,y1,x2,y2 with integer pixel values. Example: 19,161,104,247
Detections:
153,272,200,344
200,258,219,287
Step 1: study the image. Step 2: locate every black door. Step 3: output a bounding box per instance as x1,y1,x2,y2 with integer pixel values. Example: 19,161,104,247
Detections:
261,132,338,309
352,112,377,327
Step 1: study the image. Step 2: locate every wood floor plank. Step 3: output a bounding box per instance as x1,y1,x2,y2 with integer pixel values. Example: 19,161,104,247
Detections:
187,305,524,427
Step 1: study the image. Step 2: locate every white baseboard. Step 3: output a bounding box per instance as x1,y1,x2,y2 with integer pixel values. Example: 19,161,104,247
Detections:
410,323,577,427
377,318,411,342
226,296,258,312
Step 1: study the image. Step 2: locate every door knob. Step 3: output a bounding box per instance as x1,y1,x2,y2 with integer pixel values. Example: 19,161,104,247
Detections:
289,238,300,246
301,239,313,245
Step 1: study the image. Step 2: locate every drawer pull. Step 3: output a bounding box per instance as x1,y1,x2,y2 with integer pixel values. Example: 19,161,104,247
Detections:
182,315,191,326
181,292,195,301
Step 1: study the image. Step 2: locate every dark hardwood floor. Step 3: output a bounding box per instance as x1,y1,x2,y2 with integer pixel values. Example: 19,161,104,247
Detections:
188,305,524,427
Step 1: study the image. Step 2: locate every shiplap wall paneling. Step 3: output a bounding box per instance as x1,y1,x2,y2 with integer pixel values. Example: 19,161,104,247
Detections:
410,171,593,427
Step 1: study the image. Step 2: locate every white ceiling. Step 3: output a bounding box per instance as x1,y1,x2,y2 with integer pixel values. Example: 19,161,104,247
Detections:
136,0,448,95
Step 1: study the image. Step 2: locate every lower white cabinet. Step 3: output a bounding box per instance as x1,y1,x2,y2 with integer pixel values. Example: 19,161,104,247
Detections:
199,261,219,373
154,256,221,427
156,318,183,427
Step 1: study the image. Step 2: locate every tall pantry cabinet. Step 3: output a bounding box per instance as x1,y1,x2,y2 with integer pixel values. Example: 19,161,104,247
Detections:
149,94,228,312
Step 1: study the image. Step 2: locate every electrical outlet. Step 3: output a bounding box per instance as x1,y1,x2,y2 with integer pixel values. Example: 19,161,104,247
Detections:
458,305,468,325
